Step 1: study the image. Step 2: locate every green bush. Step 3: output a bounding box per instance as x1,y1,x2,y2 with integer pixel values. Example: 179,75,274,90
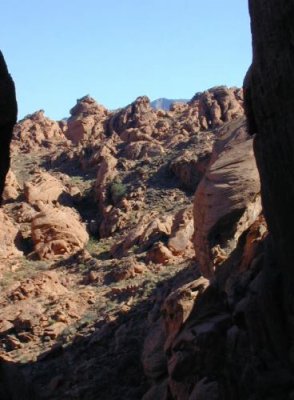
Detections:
109,180,127,204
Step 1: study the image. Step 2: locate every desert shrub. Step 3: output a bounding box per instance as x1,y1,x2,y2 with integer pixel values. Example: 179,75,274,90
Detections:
109,180,127,205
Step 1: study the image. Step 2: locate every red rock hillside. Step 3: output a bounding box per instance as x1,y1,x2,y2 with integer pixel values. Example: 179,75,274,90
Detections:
0,82,248,399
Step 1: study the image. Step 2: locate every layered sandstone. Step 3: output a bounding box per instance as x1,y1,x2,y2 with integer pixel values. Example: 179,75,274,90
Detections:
24,170,69,205
31,205,89,260
193,118,261,277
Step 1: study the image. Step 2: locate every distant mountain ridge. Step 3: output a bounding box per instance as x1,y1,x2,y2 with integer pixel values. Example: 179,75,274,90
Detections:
151,97,188,110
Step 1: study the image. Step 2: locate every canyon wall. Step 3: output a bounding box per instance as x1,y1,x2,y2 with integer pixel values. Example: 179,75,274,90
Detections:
245,0,294,286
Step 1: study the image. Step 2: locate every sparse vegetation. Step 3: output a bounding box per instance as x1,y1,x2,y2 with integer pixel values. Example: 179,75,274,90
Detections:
109,179,127,205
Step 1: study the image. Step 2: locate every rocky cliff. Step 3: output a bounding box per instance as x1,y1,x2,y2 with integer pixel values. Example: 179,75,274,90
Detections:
246,0,294,285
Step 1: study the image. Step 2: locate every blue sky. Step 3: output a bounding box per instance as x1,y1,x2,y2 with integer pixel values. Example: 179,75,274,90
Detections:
1,1,251,120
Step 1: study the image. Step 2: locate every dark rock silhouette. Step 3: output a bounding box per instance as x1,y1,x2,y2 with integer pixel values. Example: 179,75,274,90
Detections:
0,51,17,204
245,0,294,286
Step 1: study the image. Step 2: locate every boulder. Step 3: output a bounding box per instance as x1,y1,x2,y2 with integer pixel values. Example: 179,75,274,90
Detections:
14,202,38,223
24,170,69,205
146,242,174,265
162,277,209,351
112,210,193,260
66,95,109,144
31,205,89,260
168,207,194,257
0,209,22,258
2,170,20,201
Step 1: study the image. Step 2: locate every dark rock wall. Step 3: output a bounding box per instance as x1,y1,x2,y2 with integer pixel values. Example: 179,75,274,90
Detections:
0,51,17,204
245,0,294,284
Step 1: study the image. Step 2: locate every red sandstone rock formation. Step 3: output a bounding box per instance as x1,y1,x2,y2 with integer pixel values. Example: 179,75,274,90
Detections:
31,204,89,260
2,170,20,201
193,118,261,277
65,95,109,144
0,209,22,259
108,96,157,136
12,110,67,152
190,86,244,130
24,170,69,205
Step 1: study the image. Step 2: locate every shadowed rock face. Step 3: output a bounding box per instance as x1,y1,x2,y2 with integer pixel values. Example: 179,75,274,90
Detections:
245,0,294,283
0,51,17,204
